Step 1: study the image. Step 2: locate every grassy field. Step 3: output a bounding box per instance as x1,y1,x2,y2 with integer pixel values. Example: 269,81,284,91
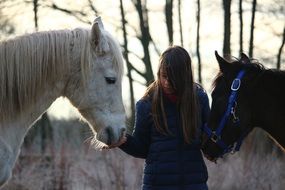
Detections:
3,119,285,190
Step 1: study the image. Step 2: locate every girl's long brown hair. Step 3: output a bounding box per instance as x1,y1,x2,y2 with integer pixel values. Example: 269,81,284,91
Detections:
143,46,199,144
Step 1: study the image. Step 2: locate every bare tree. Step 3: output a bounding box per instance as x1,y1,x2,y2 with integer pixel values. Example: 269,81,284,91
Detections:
277,26,285,70
196,0,202,84
165,0,173,45
47,1,97,24
249,0,257,57
33,0,39,31
132,0,154,84
178,0,184,46
239,0,244,55
119,0,135,126
223,0,232,58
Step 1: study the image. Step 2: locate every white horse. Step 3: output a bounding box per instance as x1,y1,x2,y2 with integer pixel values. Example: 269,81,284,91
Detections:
0,17,126,187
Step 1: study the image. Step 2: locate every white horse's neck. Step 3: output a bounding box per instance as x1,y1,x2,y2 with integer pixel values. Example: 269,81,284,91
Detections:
0,81,64,156
0,80,65,186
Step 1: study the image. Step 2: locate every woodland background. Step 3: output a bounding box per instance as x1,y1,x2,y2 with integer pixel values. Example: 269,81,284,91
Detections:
0,0,284,189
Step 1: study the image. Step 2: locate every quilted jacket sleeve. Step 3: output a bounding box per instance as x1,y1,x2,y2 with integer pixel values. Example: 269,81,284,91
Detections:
119,99,151,159
196,86,210,143
200,89,210,126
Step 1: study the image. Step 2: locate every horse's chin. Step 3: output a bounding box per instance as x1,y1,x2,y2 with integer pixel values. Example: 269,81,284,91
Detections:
90,137,121,150
203,153,218,163
92,133,120,149
202,146,219,163
96,126,126,145
201,141,222,163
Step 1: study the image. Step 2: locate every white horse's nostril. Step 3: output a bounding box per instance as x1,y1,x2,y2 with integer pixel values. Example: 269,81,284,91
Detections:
102,127,126,145
105,126,114,145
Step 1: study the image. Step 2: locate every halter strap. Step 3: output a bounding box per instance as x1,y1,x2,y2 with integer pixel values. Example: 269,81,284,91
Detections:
216,70,245,136
203,70,246,157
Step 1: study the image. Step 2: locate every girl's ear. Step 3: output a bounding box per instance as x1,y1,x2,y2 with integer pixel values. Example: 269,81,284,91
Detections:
215,51,230,74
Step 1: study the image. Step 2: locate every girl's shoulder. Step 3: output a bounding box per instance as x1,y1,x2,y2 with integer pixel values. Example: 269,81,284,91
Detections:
136,96,152,110
195,83,209,105
195,83,208,97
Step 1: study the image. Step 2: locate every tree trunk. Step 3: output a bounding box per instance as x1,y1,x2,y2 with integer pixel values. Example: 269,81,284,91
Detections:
196,0,202,84
249,0,257,58
165,0,173,45
33,0,38,31
239,0,243,55
178,0,184,46
277,26,285,70
223,0,232,59
119,0,135,127
132,0,154,84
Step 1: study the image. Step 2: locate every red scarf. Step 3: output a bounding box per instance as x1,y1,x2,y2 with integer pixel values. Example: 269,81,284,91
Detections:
164,92,177,103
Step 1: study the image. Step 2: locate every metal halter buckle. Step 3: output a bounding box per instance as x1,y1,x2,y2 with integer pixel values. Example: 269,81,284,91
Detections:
211,132,220,143
231,79,241,91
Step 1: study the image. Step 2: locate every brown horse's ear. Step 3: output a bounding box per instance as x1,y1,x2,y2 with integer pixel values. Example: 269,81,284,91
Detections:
240,53,250,64
215,50,230,73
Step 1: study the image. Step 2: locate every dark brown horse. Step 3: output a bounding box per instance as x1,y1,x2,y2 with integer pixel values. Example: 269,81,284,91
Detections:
202,51,285,162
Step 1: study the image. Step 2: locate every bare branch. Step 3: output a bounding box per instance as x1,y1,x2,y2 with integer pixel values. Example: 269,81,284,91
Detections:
87,0,99,15
45,3,91,24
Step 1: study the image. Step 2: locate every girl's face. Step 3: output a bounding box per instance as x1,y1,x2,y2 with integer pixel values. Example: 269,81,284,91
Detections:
159,66,175,95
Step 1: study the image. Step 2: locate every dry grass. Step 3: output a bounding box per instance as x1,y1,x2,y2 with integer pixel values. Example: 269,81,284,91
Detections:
2,119,284,190
3,118,144,190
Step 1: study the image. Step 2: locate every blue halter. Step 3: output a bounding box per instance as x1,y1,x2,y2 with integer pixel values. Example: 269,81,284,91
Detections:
203,70,247,157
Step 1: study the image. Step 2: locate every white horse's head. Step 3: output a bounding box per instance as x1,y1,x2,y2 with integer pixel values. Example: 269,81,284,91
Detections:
65,17,126,147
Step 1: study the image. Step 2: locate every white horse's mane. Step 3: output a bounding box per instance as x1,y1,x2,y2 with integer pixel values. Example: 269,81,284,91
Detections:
0,27,123,122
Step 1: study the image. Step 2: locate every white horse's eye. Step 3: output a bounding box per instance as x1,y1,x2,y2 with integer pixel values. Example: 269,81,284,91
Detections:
105,77,116,84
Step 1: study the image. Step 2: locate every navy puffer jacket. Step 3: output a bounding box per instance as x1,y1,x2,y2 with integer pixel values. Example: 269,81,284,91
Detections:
120,86,210,190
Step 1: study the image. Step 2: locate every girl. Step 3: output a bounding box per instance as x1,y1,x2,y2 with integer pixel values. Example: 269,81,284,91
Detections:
111,45,210,190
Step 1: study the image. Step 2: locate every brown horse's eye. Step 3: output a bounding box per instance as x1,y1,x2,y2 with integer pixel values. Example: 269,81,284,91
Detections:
105,77,116,84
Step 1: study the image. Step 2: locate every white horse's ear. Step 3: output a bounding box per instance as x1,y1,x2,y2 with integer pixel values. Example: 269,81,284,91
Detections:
215,50,230,73
91,20,109,55
94,16,104,29
91,22,101,47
